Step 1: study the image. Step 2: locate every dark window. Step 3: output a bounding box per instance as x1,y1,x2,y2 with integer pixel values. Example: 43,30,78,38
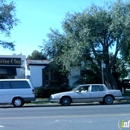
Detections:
2,81,11,89
0,82,2,89
83,86,89,91
10,81,30,89
78,85,89,92
100,85,105,91
91,85,104,92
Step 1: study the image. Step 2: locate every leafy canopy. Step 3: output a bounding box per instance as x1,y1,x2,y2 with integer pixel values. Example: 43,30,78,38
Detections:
0,0,18,50
27,50,47,60
42,0,130,88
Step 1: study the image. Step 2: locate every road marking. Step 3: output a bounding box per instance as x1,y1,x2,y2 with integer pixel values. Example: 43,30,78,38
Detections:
0,125,4,127
0,113,130,120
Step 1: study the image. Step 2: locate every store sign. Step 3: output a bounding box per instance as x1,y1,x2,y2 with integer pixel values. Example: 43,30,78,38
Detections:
0,58,21,65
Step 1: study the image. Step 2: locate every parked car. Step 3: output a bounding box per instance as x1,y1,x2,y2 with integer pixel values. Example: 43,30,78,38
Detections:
50,84,124,106
0,79,36,107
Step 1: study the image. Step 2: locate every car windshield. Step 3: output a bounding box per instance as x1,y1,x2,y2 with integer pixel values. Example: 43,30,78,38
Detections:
71,86,80,91
71,85,87,92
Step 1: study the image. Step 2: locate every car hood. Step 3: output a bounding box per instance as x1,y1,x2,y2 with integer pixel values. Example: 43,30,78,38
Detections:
51,91,74,98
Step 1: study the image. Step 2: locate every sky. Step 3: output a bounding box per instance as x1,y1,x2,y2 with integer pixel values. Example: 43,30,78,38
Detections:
0,0,113,57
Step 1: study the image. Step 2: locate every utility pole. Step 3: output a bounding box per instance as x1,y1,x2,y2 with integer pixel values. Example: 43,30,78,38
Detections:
101,61,105,84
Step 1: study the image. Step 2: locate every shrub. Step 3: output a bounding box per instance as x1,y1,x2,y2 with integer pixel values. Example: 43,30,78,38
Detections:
34,86,71,98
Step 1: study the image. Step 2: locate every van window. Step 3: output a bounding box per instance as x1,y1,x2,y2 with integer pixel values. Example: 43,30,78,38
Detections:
0,82,2,89
10,81,30,89
2,81,11,89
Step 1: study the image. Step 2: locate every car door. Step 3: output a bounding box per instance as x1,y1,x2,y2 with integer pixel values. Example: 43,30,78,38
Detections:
72,85,91,103
89,85,105,102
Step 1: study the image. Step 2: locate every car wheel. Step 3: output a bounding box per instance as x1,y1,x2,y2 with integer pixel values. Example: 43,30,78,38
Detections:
12,98,24,107
60,97,71,106
104,95,114,105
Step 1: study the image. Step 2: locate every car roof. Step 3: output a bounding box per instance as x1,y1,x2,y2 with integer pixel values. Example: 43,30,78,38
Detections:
0,79,29,81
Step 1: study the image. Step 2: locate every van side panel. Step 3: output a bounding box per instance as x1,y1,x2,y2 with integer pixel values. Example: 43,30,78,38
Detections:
0,79,36,104
0,89,35,103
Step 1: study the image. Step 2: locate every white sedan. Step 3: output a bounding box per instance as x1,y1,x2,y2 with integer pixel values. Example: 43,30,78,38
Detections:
50,84,124,106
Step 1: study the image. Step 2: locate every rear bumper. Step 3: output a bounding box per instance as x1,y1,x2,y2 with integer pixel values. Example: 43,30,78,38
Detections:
23,97,36,102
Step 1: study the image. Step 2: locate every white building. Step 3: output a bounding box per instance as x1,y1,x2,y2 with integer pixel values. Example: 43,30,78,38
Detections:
27,60,51,88
27,60,81,88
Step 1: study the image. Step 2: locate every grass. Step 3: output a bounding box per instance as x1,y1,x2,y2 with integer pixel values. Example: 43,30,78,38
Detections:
25,98,50,105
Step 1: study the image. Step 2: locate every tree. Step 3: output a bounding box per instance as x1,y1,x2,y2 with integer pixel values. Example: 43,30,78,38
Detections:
42,0,130,89
0,0,18,50
119,1,130,63
27,50,47,60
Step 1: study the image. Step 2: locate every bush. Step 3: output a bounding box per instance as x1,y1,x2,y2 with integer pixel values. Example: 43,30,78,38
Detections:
34,86,71,98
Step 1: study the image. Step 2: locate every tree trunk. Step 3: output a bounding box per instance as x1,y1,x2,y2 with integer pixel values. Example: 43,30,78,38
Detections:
104,69,118,89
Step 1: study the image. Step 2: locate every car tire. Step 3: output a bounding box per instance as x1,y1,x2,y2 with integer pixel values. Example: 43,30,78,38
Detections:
104,95,114,105
60,97,71,106
12,98,24,107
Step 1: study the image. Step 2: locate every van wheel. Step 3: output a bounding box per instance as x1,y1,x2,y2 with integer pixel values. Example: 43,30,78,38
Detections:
12,98,24,107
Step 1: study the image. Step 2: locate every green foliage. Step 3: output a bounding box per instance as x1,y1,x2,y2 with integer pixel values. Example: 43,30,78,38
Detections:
0,0,19,50
41,0,130,89
112,58,128,79
34,86,71,98
43,29,72,72
27,50,47,60
80,69,102,84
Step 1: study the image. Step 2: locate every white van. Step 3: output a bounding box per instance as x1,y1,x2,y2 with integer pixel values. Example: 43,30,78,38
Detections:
0,79,36,107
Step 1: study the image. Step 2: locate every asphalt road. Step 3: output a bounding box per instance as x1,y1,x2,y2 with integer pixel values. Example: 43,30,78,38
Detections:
0,103,130,130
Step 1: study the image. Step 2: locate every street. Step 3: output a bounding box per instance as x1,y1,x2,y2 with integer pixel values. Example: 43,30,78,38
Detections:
0,103,130,130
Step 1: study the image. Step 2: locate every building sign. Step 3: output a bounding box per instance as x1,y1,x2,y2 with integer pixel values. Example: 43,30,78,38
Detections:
0,58,21,66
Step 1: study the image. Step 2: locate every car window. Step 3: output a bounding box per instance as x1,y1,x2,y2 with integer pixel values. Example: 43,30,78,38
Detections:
78,85,89,92
0,82,2,89
91,85,104,92
2,81,11,89
10,81,30,89
100,85,105,91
